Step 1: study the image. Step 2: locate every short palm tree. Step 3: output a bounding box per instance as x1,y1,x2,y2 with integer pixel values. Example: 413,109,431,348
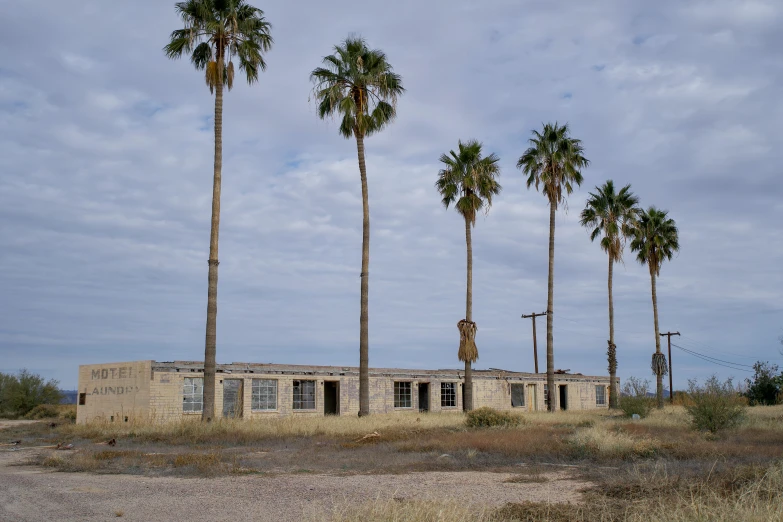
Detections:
310,37,404,416
580,180,639,409
164,0,272,421
517,122,589,412
435,140,501,412
630,207,679,409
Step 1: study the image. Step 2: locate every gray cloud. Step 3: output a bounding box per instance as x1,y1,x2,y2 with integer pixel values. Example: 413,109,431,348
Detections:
1,0,781,389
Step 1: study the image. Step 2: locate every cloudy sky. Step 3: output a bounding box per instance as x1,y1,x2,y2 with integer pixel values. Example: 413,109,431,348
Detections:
1,0,781,390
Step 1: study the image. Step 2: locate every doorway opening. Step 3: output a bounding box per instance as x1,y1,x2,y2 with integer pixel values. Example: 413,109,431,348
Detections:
222,379,243,418
527,384,537,412
418,383,429,412
323,381,339,415
558,385,568,411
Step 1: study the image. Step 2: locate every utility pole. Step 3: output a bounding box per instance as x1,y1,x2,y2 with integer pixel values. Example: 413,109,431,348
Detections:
521,311,548,373
660,331,680,404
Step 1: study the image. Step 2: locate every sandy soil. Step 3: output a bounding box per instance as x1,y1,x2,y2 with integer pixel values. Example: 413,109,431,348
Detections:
0,449,590,522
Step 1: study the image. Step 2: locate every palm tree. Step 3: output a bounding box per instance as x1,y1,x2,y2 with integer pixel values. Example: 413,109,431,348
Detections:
310,37,404,416
580,180,639,409
435,140,501,412
631,207,679,409
164,0,272,421
517,122,589,412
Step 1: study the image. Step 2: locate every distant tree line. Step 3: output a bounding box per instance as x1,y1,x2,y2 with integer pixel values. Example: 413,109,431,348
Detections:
0,370,62,418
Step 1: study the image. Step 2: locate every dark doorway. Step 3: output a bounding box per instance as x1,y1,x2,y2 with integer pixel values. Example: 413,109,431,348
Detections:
324,381,339,415
223,379,243,418
418,383,429,412
558,385,568,411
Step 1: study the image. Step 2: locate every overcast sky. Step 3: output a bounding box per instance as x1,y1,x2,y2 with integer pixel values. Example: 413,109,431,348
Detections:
1,0,782,390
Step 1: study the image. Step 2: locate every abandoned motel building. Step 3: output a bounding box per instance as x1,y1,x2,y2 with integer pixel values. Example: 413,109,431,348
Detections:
76,360,617,423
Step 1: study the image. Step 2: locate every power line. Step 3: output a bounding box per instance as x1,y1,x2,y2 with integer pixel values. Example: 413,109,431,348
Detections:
672,343,754,368
679,335,761,360
671,343,754,373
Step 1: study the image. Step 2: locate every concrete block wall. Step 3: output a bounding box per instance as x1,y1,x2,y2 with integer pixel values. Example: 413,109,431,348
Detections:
76,361,152,424
77,361,614,423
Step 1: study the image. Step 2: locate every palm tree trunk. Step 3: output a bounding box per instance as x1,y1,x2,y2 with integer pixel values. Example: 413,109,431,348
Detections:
546,204,556,412
355,132,370,417
650,267,664,409
464,215,473,412
608,256,618,409
202,69,223,422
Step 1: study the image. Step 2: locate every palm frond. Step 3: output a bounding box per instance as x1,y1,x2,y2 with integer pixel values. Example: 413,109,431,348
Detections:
435,140,502,223
310,36,404,140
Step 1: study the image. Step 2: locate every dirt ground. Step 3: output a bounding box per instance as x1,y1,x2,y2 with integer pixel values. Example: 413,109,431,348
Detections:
0,422,591,522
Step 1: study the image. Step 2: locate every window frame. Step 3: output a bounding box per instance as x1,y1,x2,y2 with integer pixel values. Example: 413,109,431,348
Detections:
183,377,204,414
292,379,316,410
440,382,457,408
543,384,549,407
393,381,412,409
510,383,526,408
251,378,278,411
595,385,607,406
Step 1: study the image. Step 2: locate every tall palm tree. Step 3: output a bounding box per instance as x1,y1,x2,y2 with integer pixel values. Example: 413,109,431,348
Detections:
517,122,589,412
310,37,404,416
165,0,272,421
580,180,639,409
631,207,679,409
435,140,501,412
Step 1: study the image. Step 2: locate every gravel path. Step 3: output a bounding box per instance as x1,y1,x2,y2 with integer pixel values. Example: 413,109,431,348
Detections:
0,451,590,522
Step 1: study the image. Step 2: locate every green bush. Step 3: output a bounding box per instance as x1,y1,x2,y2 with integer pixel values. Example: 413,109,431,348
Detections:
686,376,746,433
24,404,61,420
465,407,523,428
0,370,62,418
619,377,654,419
743,361,783,406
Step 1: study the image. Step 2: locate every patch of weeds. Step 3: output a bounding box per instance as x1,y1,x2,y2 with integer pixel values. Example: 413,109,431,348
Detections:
466,408,524,428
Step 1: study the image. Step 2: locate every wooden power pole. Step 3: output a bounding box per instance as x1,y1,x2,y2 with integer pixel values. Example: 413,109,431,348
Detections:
521,311,548,373
660,331,680,403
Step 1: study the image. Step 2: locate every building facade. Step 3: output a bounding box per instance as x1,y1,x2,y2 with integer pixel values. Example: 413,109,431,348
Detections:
76,360,615,424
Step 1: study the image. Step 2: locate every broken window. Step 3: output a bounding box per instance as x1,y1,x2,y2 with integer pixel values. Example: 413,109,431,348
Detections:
511,384,525,407
183,377,203,413
394,381,412,408
543,384,549,408
251,379,277,411
78,393,86,405
595,385,606,406
293,380,315,410
440,382,456,407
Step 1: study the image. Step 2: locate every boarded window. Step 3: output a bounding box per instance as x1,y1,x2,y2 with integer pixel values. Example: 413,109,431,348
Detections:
251,379,277,411
596,385,606,406
78,393,86,405
440,382,456,407
511,384,525,407
183,377,203,413
293,380,315,410
394,382,412,408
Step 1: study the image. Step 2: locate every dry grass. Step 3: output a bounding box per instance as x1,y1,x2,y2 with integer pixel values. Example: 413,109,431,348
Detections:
61,411,467,444
310,497,493,522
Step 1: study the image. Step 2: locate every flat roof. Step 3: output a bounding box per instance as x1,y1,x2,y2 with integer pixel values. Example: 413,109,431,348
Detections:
149,361,610,381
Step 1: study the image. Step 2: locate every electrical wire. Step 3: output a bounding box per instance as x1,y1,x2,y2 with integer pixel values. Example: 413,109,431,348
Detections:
671,343,754,373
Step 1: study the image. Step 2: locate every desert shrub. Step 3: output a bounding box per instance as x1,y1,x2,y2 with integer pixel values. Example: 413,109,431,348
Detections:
59,404,77,421
744,361,783,406
0,370,62,417
24,404,61,419
619,377,654,419
465,407,522,428
686,375,746,433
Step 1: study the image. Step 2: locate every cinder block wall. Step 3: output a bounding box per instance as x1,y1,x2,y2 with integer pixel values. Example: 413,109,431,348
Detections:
77,361,613,423
76,361,152,424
